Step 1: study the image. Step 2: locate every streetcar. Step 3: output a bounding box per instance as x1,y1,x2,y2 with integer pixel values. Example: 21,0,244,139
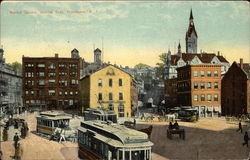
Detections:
178,107,198,122
36,111,72,135
83,108,117,123
78,120,154,160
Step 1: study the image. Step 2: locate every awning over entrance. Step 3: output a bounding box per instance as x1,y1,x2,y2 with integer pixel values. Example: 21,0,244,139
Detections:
214,106,221,112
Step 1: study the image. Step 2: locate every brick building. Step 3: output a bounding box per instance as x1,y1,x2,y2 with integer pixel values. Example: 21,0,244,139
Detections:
164,78,178,109
177,64,221,117
221,59,250,116
22,53,82,112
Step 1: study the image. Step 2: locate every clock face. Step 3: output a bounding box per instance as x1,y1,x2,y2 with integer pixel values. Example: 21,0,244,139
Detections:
106,68,115,75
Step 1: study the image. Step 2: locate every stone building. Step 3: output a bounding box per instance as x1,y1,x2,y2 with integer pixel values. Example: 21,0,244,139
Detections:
0,48,22,115
221,59,250,116
80,65,137,117
22,53,82,112
177,64,222,117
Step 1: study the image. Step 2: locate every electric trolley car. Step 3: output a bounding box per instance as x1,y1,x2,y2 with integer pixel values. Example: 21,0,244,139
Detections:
83,108,117,123
78,120,154,160
36,111,71,135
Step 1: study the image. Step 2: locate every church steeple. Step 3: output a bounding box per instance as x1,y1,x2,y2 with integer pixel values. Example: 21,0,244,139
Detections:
177,42,181,54
186,9,198,54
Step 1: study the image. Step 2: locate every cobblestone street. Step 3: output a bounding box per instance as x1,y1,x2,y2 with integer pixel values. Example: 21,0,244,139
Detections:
1,113,250,160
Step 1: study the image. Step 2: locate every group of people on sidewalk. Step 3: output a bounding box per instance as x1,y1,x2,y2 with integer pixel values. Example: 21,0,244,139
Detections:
237,120,249,148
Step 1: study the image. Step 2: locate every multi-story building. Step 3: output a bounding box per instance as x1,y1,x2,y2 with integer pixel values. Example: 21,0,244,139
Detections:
80,65,137,117
164,78,178,109
22,53,81,112
221,59,250,116
177,64,221,117
164,10,230,80
0,48,22,115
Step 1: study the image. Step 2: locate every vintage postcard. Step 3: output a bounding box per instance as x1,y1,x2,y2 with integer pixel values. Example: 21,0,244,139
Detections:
0,1,249,160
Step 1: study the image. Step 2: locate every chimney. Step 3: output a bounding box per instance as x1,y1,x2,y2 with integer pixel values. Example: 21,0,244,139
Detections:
55,53,58,58
217,51,220,56
240,58,243,69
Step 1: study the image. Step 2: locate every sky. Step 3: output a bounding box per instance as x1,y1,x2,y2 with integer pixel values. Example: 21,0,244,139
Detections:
1,1,249,67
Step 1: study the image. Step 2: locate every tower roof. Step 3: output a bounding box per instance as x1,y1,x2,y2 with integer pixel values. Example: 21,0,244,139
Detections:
71,48,79,53
189,9,193,20
94,48,101,52
178,42,181,49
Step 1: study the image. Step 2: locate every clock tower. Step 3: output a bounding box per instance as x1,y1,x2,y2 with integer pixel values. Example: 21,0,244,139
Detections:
185,9,198,54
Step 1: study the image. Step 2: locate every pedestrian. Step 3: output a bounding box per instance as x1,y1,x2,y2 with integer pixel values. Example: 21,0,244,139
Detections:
237,121,243,133
14,143,23,160
242,132,249,147
13,133,20,149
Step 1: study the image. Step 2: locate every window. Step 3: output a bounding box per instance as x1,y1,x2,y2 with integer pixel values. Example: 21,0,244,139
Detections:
98,79,102,87
64,91,68,96
98,93,102,100
59,64,67,68
194,95,198,101
201,94,205,101
207,94,212,101
59,72,67,76
26,72,34,77
200,82,205,89
207,71,211,77
30,91,34,95
71,79,78,85
119,79,123,86
214,94,218,101
207,82,211,89
118,104,124,117
48,72,56,77
38,80,45,85
48,90,56,96
59,80,67,86
109,79,113,87
25,91,29,95
194,82,198,89
214,82,218,89
38,64,45,68
70,91,73,95
38,72,45,77
69,100,73,105
214,70,218,77
194,71,198,77
48,63,56,69
49,79,55,83
59,91,62,96
75,91,78,95
109,93,113,100
108,104,114,111
119,92,123,100
200,71,205,77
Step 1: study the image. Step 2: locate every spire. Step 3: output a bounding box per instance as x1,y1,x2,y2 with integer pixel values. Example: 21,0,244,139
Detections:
189,9,193,20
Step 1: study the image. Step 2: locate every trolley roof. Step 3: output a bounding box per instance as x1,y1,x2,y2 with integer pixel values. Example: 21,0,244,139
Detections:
37,111,71,120
79,120,153,148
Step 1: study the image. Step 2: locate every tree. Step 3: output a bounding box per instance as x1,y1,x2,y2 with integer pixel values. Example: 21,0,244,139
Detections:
9,61,22,72
156,53,168,80
134,63,150,68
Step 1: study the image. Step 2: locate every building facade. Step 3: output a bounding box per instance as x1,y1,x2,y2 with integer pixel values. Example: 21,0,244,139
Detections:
22,53,81,112
221,59,250,116
164,78,178,109
177,64,221,117
80,65,137,117
0,48,22,115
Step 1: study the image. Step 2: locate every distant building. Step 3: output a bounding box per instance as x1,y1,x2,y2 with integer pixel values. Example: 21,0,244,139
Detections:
80,65,137,117
22,53,81,112
177,64,222,117
82,48,108,77
78,120,153,160
0,48,22,115
221,59,250,116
